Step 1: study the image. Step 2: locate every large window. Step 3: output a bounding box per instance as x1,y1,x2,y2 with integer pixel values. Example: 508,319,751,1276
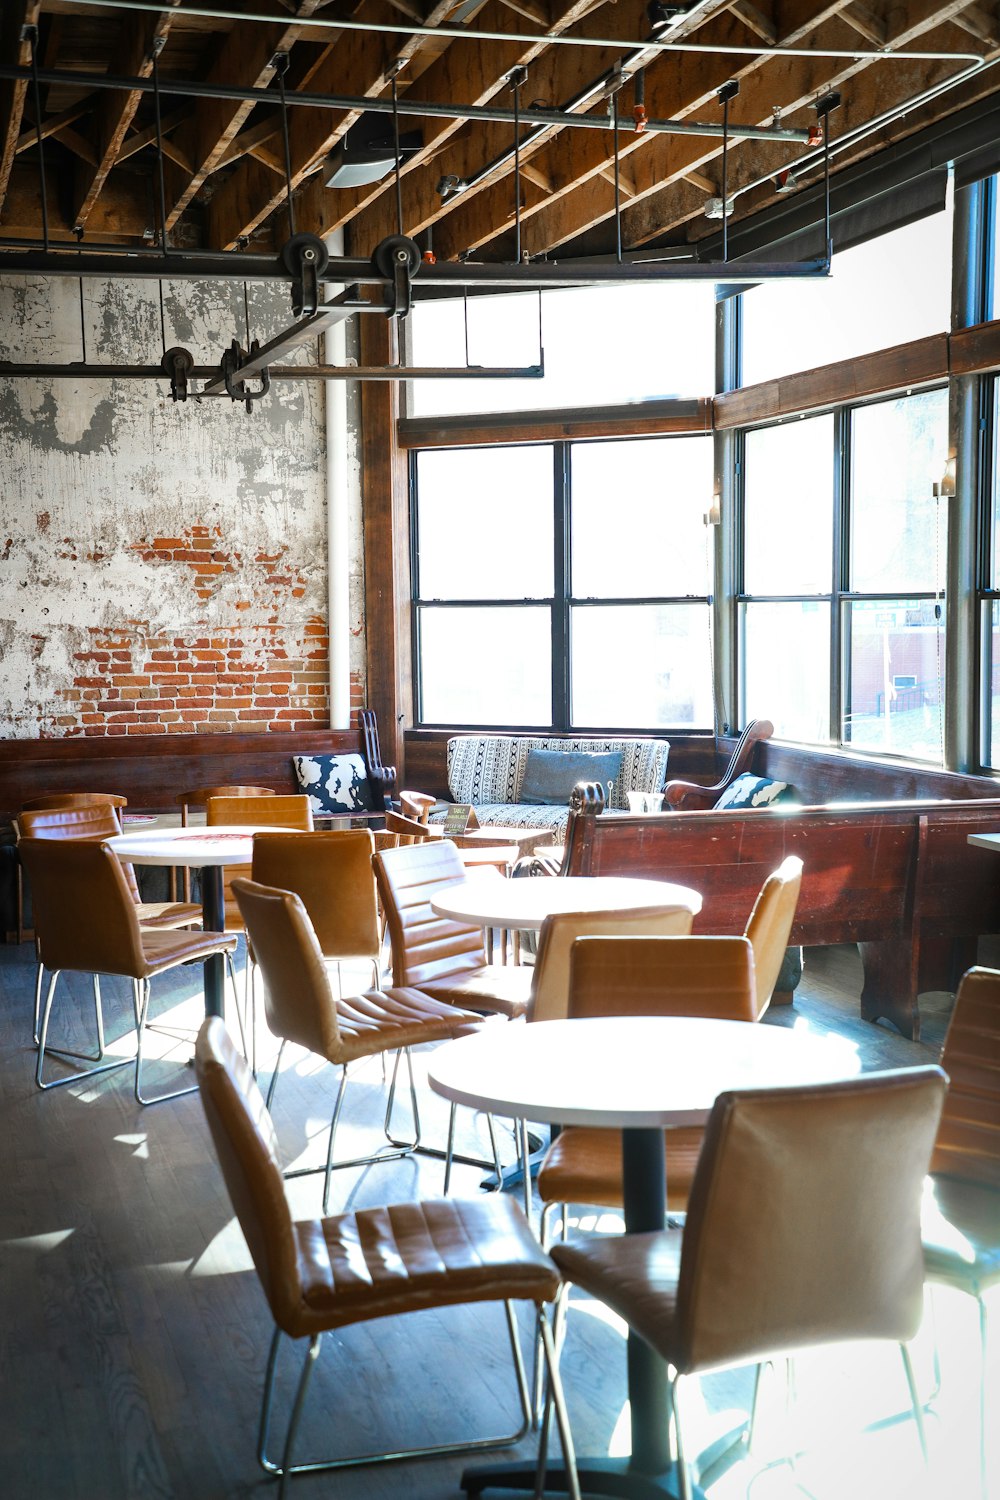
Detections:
982,381,1000,767
741,209,953,387
408,283,716,418
741,390,949,758
412,435,714,728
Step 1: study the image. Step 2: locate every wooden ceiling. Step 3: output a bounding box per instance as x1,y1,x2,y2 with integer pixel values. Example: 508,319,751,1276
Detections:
1,0,998,270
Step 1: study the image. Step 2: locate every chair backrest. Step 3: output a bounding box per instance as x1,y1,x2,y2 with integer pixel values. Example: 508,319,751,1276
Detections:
195,1017,302,1330
530,907,696,1025
931,966,1000,1189
251,830,380,963
21,791,128,812
179,785,276,826
565,934,757,1024
206,794,313,831
399,791,436,824
674,1068,946,1374
231,877,343,1060
373,840,488,986
17,837,149,977
384,808,439,844
743,855,803,1017
17,803,143,903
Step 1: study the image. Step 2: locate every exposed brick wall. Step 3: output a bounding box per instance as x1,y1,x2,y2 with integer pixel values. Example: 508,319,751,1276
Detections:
0,275,368,739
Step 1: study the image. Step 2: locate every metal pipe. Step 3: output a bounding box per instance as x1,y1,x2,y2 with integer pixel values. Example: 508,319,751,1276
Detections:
0,362,545,379
0,249,830,284
57,0,986,67
324,227,354,732
0,61,812,142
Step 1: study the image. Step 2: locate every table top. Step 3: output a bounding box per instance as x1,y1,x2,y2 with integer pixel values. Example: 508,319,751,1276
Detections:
429,874,702,932
107,825,291,867
428,1015,861,1127
968,832,1000,851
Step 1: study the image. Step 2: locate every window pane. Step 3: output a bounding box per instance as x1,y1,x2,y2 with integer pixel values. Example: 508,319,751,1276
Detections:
743,416,834,595
742,211,953,386
744,601,831,744
992,381,1000,586
985,601,1000,769
571,437,713,599
415,447,554,600
843,599,944,762
418,606,551,725
851,390,949,594
570,605,713,728
992,177,999,320
408,283,715,417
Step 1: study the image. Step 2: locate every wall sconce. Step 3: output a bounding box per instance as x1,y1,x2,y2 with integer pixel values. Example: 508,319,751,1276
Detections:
933,457,957,500
704,482,722,527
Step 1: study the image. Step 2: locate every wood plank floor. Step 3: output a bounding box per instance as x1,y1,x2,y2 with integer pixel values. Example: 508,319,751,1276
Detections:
0,938,994,1500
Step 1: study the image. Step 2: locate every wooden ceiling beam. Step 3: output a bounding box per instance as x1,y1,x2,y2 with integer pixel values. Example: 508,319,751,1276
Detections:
17,99,91,155
0,2,41,211
729,0,778,45
208,0,474,250
306,0,603,250
435,0,983,257
838,1,888,47
2,163,151,242
950,3,1000,46
73,3,181,231
163,1,328,231
114,107,186,164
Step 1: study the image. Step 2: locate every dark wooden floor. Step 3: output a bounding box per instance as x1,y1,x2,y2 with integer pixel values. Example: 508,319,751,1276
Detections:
0,939,991,1500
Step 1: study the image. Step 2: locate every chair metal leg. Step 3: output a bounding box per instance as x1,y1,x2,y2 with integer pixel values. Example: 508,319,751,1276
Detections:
257,1298,543,1482
224,949,248,1061
35,969,133,1091
32,957,44,1045
444,1101,458,1194
899,1342,928,1462
978,1296,989,1498
134,977,199,1107
322,1067,350,1213
674,1374,693,1500
384,1046,422,1151
265,1038,287,1111
536,1304,582,1500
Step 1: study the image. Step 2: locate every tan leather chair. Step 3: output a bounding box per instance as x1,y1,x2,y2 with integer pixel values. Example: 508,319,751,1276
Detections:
921,966,1000,1495
744,854,804,1014
546,1068,947,1500
17,803,206,1044
176,784,277,899
15,793,129,943
384,807,438,844
194,1017,576,1499
18,838,237,1105
373,839,532,1020
231,876,485,1210
204,794,313,933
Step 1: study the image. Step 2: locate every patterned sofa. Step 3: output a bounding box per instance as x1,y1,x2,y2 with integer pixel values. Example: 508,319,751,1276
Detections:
431,734,671,838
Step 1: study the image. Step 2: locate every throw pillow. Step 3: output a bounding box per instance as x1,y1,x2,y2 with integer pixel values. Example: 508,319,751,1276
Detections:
714,773,797,811
519,748,623,806
292,753,374,815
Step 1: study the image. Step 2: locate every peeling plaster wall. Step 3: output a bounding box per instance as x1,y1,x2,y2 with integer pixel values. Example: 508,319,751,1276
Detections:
0,275,366,738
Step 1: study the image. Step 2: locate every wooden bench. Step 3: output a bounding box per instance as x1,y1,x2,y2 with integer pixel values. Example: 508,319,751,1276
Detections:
562,738,1000,1040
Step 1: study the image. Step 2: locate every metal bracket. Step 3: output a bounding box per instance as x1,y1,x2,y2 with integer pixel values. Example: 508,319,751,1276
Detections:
717,79,740,104
814,91,841,119
221,338,270,413
281,231,329,318
161,345,194,402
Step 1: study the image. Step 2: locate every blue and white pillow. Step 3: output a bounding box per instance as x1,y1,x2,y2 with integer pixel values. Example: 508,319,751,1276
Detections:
292,753,373,815
714,773,797,810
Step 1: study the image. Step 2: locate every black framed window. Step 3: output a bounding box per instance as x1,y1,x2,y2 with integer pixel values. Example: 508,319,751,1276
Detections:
411,434,714,730
740,390,949,759
980,378,1000,768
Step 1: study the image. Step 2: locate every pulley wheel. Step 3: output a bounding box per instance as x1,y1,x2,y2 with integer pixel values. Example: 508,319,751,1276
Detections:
281,232,329,277
373,234,421,279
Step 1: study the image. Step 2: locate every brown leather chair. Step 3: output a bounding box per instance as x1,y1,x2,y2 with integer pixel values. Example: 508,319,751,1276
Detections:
535,856,803,1237
15,793,129,943
194,1017,576,1499
17,803,206,1044
384,807,438,843
921,966,1000,1495
231,876,485,1210
204,794,314,933
175,784,277,899
546,1068,947,1500
18,838,237,1105
373,839,533,1020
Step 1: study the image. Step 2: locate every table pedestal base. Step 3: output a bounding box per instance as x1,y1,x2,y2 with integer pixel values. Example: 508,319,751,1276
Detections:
461,1454,706,1500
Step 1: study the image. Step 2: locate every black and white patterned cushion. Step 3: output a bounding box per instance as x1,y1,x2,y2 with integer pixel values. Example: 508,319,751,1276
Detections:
714,773,796,810
291,753,374,816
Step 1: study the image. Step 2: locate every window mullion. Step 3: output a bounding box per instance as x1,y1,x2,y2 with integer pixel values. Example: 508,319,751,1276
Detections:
552,443,571,732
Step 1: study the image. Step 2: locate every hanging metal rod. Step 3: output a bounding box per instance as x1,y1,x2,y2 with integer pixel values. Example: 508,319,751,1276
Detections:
0,61,811,143
0,248,829,285
0,363,545,382
58,0,986,68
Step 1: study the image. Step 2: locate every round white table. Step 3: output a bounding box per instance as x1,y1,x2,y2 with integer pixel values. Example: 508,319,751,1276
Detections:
108,825,288,1018
429,1016,859,1500
430,874,702,931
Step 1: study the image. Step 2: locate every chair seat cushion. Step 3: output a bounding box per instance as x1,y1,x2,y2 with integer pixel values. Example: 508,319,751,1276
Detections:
293,753,374,816
413,964,533,1019
332,986,484,1061
140,926,238,974
922,1175,1000,1297
135,899,203,929
539,1126,704,1213
551,1227,683,1364
289,1196,560,1335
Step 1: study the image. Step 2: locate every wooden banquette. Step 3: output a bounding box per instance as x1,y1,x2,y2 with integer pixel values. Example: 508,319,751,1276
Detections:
561,734,1000,1041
